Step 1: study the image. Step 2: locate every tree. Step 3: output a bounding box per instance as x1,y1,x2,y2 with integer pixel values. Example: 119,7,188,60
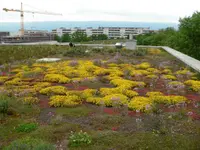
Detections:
179,11,200,59
90,34,108,41
90,35,98,41
54,35,61,42
62,33,71,42
71,31,89,42
97,34,108,40
136,11,200,60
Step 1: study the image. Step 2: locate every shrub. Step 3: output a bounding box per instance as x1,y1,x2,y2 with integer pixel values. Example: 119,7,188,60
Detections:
16,123,38,133
3,137,55,150
69,130,92,147
0,95,9,117
23,97,40,105
63,47,89,57
133,48,148,56
148,48,161,55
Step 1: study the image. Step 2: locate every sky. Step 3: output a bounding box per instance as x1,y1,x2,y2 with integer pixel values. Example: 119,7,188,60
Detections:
0,0,199,23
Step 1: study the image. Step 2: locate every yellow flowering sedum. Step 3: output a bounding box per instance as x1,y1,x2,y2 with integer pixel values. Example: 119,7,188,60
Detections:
66,91,82,97
162,69,172,74
4,78,28,86
93,68,110,76
23,97,39,105
136,62,151,69
123,90,139,98
148,48,161,55
146,92,164,97
16,85,31,89
168,81,184,87
128,95,187,111
34,82,51,91
102,94,128,106
87,94,129,106
40,86,67,95
21,65,30,71
150,96,187,104
162,75,177,80
147,68,160,74
0,59,194,112
44,74,70,83
49,95,81,107
184,80,200,91
0,76,8,83
131,70,150,76
146,74,158,79
11,68,23,73
86,97,103,104
175,69,194,76
128,97,152,111
100,88,119,96
32,67,44,73
82,89,97,99
105,75,122,81
110,79,145,89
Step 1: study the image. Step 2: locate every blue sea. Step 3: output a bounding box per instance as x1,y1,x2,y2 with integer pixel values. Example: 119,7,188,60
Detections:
0,21,178,32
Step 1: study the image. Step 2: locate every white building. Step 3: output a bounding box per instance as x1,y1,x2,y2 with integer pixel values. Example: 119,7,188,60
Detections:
52,27,151,39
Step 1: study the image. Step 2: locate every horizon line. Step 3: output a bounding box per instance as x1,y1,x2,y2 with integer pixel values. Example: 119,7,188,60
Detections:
0,20,179,24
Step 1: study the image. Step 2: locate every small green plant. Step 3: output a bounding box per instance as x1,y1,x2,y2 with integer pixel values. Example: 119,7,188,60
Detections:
69,130,92,147
63,47,90,57
133,48,148,56
0,95,9,118
3,137,55,150
151,102,163,114
16,123,38,133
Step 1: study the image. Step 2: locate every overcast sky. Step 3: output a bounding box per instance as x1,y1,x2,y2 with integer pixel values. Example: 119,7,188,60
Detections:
0,0,199,23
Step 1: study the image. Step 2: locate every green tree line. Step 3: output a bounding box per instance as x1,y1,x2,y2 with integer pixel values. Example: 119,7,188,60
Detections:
55,31,108,43
136,11,200,60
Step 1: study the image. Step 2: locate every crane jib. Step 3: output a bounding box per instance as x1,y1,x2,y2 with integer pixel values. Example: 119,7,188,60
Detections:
2,3,62,36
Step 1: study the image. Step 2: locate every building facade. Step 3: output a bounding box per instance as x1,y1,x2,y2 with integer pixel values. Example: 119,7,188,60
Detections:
1,30,54,43
0,32,10,42
52,27,151,39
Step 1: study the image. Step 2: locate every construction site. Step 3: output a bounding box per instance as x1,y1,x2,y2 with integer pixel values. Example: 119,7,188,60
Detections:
1,3,62,43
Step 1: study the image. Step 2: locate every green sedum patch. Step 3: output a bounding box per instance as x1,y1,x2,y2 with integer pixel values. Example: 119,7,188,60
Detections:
16,123,38,133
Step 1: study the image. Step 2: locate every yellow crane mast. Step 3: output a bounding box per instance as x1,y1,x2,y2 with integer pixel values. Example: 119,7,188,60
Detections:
3,3,62,36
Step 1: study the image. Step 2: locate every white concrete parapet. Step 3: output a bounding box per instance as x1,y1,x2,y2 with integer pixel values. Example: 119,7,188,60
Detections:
162,46,200,72
139,45,200,73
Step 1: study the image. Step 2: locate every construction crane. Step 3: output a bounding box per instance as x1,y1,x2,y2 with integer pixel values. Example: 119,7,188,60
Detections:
3,3,62,36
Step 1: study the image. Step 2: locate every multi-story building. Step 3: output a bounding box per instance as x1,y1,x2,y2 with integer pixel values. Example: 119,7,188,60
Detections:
0,32,10,42
1,30,54,43
52,27,151,39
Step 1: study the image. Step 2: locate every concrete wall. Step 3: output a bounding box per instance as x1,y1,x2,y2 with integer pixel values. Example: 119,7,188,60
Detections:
162,46,200,72
138,45,200,73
